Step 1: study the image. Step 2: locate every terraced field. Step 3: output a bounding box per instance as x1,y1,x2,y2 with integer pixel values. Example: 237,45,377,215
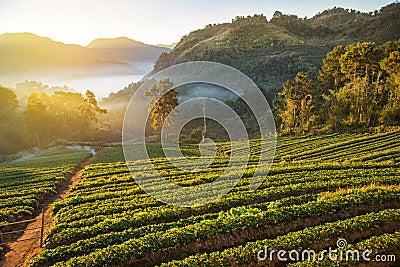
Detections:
31,132,400,266
0,148,91,224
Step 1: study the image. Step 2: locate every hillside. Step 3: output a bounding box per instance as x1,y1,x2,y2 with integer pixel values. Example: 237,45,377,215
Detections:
0,33,170,74
152,3,400,99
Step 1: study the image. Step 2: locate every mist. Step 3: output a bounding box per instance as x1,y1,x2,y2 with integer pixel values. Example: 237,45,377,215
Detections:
0,63,152,99
11,145,97,163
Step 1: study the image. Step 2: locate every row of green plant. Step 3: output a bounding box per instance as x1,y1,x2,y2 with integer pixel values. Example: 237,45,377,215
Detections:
281,132,400,161
50,206,400,267
288,231,400,266
159,209,400,267
48,166,400,240
298,133,400,162
0,150,90,224
0,167,69,223
43,185,399,260
51,166,399,227
31,194,316,266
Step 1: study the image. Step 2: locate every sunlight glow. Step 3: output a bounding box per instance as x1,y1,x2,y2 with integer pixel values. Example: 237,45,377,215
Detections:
0,0,393,46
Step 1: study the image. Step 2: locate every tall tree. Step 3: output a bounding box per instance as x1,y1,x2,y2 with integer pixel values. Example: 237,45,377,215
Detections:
318,45,346,92
49,91,85,138
144,78,178,139
0,86,21,154
318,41,395,130
80,90,107,143
380,50,400,124
339,42,383,82
23,93,51,148
331,74,384,128
276,72,317,133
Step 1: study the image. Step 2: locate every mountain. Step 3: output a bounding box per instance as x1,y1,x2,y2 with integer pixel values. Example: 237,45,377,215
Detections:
0,32,111,73
151,3,400,100
0,33,170,74
87,37,148,48
87,37,170,63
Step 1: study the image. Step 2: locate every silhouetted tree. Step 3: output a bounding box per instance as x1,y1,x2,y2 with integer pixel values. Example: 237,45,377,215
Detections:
80,90,107,144
144,78,178,140
23,93,51,147
0,86,21,154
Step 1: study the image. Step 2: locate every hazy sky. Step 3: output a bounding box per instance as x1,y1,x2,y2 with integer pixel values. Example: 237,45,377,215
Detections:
0,0,395,46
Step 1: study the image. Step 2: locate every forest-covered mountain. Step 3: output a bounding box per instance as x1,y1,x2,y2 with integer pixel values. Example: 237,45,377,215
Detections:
0,33,170,74
151,3,400,100
3,4,397,155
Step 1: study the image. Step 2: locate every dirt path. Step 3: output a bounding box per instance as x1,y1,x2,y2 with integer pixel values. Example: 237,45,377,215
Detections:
1,151,100,267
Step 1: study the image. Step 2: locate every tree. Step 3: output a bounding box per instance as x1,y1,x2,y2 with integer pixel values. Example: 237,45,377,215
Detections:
339,42,383,82
277,72,317,133
80,90,107,143
318,45,346,92
0,86,18,118
0,86,21,154
144,78,178,139
380,50,400,124
272,11,283,19
331,74,384,128
23,93,52,148
48,91,85,140
319,41,394,130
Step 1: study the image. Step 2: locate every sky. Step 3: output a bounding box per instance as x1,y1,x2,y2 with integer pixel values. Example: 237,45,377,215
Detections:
0,0,395,46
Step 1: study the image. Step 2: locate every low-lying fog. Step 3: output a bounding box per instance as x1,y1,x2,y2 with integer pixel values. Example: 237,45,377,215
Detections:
0,63,153,98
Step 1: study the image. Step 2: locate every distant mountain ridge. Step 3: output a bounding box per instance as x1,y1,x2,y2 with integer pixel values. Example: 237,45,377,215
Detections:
151,3,400,99
87,37,170,63
0,33,170,74
87,37,149,48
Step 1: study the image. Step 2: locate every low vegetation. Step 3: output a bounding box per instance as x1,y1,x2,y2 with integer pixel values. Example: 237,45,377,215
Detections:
0,148,90,224
29,133,400,266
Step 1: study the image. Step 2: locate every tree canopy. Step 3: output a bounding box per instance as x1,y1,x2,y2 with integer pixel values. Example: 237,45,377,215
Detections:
144,78,179,138
275,40,400,133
